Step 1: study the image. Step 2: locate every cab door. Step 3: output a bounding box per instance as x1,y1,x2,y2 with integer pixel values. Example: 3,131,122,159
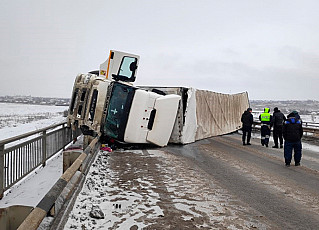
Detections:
99,50,140,83
146,95,181,146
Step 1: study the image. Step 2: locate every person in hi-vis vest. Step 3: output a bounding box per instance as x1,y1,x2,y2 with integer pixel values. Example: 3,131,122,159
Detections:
259,108,273,147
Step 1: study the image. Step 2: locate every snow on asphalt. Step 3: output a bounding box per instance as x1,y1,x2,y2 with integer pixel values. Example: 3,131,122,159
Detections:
64,149,269,229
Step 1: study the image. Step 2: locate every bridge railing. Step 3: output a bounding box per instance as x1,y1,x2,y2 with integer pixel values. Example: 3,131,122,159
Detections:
252,121,319,136
0,122,81,199
17,135,100,230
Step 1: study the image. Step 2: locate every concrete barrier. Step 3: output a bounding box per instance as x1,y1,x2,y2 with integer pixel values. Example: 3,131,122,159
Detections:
63,150,82,173
17,136,100,230
0,205,33,230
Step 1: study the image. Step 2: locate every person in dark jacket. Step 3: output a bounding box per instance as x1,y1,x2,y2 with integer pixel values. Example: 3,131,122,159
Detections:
283,111,303,166
259,108,272,147
241,108,253,145
271,107,286,148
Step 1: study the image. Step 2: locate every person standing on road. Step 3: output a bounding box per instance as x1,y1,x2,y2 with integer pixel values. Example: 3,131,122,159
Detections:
283,111,303,166
259,108,272,147
241,108,254,145
271,107,286,148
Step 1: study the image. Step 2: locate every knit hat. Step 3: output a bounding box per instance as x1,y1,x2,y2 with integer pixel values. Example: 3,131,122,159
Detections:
288,110,299,118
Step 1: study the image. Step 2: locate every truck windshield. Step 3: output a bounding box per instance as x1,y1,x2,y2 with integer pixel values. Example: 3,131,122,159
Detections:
104,82,135,141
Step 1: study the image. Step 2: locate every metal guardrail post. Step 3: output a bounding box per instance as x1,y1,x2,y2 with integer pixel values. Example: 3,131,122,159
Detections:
0,144,4,199
62,124,66,150
72,128,78,144
42,130,47,167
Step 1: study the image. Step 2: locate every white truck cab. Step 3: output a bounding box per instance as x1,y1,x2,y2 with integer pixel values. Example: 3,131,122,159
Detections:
103,82,180,146
68,50,181,147
67,50,139,131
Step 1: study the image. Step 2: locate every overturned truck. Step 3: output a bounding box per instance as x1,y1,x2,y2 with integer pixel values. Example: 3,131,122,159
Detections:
139,86,249,144
67,50,249,147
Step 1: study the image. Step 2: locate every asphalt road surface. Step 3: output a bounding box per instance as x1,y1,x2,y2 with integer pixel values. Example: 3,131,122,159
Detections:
63,133,319,230
166,134,319,229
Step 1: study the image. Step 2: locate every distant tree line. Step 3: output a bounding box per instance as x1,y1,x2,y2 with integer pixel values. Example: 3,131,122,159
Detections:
250,100,319,115
0,95,70,106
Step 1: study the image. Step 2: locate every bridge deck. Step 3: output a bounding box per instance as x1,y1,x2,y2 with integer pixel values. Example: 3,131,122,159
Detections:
56,133,319,229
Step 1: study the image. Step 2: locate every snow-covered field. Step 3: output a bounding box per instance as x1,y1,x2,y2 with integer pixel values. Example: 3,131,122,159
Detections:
0,103,68,141
0,103,68,208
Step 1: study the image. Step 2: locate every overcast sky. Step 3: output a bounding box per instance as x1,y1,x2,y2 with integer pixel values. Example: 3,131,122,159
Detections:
1,0,319,100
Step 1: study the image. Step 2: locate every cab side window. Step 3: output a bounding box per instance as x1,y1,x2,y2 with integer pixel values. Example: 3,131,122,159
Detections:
118,56,137,81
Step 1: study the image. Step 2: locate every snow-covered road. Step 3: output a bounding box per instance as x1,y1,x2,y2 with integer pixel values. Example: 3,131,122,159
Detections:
61,133,319,229
63,148,270,229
